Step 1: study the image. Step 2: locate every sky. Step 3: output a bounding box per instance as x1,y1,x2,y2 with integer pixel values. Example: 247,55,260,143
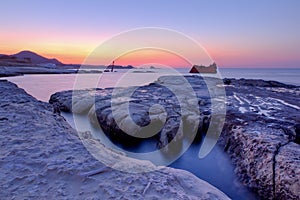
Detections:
0,0,299,68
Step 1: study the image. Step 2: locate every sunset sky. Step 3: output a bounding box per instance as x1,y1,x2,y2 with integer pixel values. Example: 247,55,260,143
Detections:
0,0,299,68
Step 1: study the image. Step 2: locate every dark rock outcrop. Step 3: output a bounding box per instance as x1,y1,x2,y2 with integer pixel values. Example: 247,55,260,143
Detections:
189,63,217,73
294,124,300,144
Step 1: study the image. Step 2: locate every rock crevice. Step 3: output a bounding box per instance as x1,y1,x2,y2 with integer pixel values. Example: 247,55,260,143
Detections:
272,139,294,199
50,76,300,199
222,79,299,199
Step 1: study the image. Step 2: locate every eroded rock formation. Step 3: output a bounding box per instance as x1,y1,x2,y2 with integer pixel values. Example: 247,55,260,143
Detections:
0,80,229,199
221,78,300,199
50,76,300,199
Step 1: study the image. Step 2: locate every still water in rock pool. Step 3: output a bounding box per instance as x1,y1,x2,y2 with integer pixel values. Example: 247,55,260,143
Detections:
62,111,257,200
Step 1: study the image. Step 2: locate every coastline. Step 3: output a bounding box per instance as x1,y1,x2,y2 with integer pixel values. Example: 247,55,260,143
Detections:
49,75,300,199
0,66,105,78
0,79,229,199
1,70,299,199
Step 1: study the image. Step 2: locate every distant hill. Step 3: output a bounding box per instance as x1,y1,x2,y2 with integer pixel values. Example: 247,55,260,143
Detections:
12,51,63,65
0,50,63,66
0,50,136,69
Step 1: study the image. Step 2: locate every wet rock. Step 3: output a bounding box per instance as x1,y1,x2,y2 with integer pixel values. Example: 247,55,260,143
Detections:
223,78,231,85
294,124,300,144
49,90,73,112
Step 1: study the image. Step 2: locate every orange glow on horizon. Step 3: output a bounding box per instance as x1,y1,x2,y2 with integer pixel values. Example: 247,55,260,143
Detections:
1,33,298,68
112,49,192,68
0,48,193,67
42,52,87,64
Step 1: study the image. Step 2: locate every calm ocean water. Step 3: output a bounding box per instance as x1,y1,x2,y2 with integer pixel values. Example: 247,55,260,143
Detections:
218,68,300,86
2,67,298,199
2,68,299,102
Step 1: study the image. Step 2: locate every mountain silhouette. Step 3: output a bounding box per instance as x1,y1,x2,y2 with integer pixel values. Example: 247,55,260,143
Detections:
12,50,63,65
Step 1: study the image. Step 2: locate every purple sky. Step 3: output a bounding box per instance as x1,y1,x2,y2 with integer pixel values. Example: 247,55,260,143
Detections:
0,0,299,68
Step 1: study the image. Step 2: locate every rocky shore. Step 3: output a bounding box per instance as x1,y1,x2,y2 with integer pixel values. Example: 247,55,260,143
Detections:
0,66,103,77
50,76,300,199
0,66,75,77
0,79,229,199
220,78,300,199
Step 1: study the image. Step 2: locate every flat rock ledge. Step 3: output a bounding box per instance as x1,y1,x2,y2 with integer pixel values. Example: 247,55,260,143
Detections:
0,79,229,200
50,76,215,152
50,76,300,200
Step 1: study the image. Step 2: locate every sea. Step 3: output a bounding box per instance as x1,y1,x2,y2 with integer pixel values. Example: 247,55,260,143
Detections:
1,67,299,199
3,68,299,102
218,68,300,86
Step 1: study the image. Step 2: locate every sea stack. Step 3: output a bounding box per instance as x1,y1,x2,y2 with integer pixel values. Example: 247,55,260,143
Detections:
189,63,217,73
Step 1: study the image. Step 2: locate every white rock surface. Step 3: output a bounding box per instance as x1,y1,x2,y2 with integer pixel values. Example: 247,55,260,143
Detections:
0,80,229,200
